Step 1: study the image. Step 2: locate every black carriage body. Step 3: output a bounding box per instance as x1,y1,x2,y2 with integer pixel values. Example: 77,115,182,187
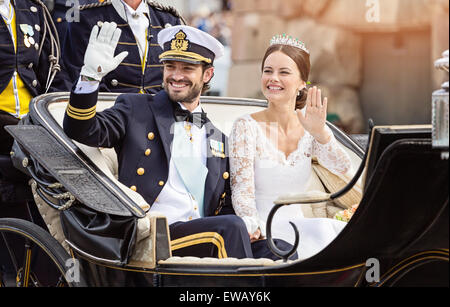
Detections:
1,92,448,287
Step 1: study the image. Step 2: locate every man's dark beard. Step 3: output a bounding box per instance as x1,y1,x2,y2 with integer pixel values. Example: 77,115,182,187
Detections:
166,79,204,104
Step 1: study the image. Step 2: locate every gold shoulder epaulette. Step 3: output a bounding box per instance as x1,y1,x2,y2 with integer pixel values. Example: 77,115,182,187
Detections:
79,0,112,11
147,0,186,24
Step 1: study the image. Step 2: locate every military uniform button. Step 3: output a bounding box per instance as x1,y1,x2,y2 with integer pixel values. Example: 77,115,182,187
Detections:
111,79,118,87
30,6,38,12
158,181,165,186
28,63,33,69
137,168,145,176
130,186,137,192
145,149,152,156
32,80,38,87
35,24,41,32
56,17,62,23
194,205,198,211
34,43,39,50
25,37,31,48
148,132,155,140
223,172,229,180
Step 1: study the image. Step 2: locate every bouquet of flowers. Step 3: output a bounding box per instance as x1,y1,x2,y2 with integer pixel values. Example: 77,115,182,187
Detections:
334,204,359,222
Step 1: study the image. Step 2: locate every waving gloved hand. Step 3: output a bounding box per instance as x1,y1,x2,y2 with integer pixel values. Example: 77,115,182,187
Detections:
80,22,129,81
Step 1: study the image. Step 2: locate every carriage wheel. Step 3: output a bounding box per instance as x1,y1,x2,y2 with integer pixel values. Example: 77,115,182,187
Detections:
0,218,86,287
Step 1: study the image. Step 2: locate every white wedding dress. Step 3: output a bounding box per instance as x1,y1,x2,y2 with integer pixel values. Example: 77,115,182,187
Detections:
229,114,351,260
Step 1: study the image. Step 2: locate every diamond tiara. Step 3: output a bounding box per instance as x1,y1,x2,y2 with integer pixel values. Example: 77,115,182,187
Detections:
270,34,310,54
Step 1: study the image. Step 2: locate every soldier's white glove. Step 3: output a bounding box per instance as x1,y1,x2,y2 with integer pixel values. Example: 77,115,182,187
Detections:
80,22,129,81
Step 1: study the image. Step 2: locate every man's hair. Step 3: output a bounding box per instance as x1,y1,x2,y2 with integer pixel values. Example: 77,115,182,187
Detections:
201,63,214,94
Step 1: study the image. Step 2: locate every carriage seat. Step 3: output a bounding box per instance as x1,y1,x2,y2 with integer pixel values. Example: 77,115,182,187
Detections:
157,256,295,268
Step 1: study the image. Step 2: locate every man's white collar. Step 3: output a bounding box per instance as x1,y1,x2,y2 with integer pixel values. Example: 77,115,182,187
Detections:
0,0,11,19
112,0,148,21
178,102,202,114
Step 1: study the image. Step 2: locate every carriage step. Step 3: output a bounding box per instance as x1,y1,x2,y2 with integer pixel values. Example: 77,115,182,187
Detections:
4,125,145,217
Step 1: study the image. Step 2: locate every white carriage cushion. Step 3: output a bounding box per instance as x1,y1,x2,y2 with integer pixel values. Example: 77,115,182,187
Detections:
312,162,362,209
158,256,296,267
128,210,170,269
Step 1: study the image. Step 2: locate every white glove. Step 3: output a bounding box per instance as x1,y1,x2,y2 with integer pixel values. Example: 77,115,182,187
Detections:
80,22,129,81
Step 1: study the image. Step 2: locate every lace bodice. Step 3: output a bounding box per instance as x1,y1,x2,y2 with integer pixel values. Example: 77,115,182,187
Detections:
229,114,351,235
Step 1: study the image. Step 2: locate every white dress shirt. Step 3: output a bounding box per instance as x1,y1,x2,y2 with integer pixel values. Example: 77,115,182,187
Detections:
0,0,11,22
119,0,149,60
150,102,208,225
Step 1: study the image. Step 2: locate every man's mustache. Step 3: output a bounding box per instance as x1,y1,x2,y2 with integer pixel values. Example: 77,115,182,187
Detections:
166,78,193,86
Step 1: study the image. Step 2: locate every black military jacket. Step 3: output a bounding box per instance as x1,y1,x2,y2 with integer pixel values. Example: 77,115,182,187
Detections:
63,89,233,217
62,0,182,94
0,0,71,96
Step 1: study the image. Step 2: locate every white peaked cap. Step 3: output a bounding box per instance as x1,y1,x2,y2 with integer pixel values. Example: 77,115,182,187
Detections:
158,25,224,65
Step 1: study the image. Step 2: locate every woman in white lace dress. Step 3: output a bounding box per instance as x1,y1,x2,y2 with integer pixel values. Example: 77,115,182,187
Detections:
229,36,352,260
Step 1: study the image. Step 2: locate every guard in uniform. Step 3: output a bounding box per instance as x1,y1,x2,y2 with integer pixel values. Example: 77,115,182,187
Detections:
0,0,71,155
63,23,296,260
62,0,184,94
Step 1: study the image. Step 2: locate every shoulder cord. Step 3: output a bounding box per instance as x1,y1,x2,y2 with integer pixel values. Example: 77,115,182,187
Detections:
78,0,112,11
147,0,186,25
30,0,62,93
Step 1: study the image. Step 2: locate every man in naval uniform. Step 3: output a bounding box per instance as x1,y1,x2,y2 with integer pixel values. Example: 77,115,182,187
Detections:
0,0,71,155
63,23,296,260
62,0,184,94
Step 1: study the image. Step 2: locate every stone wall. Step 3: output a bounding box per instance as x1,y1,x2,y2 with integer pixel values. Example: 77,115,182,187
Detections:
227,0,449,133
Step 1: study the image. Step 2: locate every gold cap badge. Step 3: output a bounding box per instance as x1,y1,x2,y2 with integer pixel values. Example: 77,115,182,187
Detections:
171,30,189,52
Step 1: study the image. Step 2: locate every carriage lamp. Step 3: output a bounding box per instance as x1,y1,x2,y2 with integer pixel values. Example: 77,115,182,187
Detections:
432,50,449,160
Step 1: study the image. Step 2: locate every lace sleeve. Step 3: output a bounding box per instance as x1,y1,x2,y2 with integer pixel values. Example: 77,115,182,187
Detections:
229,117,260,234
312,126,351,175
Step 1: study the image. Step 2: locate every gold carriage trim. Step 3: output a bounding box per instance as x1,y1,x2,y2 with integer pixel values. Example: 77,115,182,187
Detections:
66,104,97,120
374,250,449,287
159,50,212,64
118,42,138,46
170,232,227,259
